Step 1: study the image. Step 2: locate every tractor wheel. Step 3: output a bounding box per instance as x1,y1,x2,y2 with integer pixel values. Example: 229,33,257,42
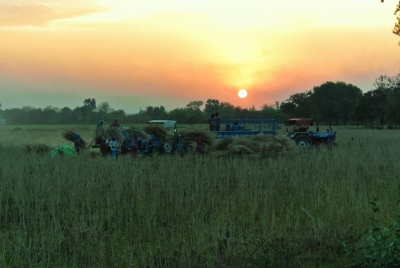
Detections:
184,143,194,154
294,134,312,151
163,142,173,153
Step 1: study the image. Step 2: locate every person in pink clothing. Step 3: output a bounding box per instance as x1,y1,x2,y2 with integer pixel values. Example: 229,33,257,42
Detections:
110,118,120,127
130,136,138,157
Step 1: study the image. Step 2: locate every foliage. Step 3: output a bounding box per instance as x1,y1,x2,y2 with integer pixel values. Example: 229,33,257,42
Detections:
280,91,314,118
381,0,400,45
341,199,400,267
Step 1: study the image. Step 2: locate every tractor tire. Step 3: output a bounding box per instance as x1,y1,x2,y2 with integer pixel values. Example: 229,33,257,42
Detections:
294,134,312,151
163,142,173,153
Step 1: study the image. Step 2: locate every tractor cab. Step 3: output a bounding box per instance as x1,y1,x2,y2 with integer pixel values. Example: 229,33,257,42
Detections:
284,118,314,136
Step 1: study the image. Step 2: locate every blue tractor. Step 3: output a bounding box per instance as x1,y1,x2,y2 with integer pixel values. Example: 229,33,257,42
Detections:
284,118,337,151
214,118,279,139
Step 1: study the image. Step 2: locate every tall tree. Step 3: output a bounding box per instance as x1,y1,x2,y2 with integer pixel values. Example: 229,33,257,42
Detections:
185,101,204,110
83,98,97,111
280,91,313,118
97,102,113,120
313,82,362,125
204,99,220,115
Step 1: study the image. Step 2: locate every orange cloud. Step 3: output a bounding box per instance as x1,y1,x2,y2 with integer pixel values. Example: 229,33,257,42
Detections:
0,3,110,27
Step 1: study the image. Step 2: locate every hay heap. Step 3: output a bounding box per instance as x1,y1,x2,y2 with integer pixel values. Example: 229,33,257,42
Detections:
213,137,234,151
62,130,87,149
122,127,148,140
212,134,299,158
107,127,124,144
24,143,52,155
93,126,124,144
142,124,167,141
165,127,215,146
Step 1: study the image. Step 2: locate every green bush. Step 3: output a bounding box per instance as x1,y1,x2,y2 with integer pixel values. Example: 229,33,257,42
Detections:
341,199,400,267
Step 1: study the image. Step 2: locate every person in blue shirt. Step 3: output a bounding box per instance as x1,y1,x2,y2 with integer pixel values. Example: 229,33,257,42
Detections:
232,122,239,131
109,136,118,159
150,132,159,154
74,134,81,155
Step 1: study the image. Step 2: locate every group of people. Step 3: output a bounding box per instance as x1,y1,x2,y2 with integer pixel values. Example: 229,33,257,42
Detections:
97,118,161,158
73,118,207,158
206,113,221,131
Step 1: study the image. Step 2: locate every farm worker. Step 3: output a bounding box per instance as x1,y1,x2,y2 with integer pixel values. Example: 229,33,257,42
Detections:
194,134,204,154
177,134,184,156
100,139,108,156
109,136,118,159
150,132,159,153
74,134,81,155
110,118,120,128
206,114,216,131
130,136,138,157
214,112,221,131
95,120,104,144
232,122,239,131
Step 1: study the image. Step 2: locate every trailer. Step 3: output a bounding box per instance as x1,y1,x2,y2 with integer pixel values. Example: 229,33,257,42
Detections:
214,118,279,139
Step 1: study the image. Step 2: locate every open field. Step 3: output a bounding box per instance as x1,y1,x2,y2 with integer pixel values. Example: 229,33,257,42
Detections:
0,125,399,267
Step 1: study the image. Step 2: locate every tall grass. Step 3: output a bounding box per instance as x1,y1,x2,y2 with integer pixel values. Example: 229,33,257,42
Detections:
0,129,399,267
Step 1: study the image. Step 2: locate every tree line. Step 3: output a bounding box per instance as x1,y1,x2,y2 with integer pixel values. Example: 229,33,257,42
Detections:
0,98,287,125
1,73,400,127
280,74,400,128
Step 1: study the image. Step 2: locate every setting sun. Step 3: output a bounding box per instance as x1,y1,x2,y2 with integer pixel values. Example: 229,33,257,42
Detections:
238,89,247,98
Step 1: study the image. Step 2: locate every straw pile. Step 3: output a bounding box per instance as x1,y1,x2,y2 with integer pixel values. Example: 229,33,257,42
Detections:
62,130,87,149
106,127,124,143
142,125,167,141
122,127,148,140
165,127,215,146
182,127,214,146
211,134,299,158
24,143,52,155
94,126,124,144
213,137,234,151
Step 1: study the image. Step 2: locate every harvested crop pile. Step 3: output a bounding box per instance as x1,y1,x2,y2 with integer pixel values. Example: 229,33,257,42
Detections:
213,137,234,151
182,127,214,146
24,143,52,155
93,126,105,145
106,127,124,143
94,126,124,144
143,125,167,141
122,127,148,140
212,134,299,158
62,130,87,149
166,127,214,146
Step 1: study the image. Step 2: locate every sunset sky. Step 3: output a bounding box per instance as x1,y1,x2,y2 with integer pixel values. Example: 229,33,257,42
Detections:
1,0,399,114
